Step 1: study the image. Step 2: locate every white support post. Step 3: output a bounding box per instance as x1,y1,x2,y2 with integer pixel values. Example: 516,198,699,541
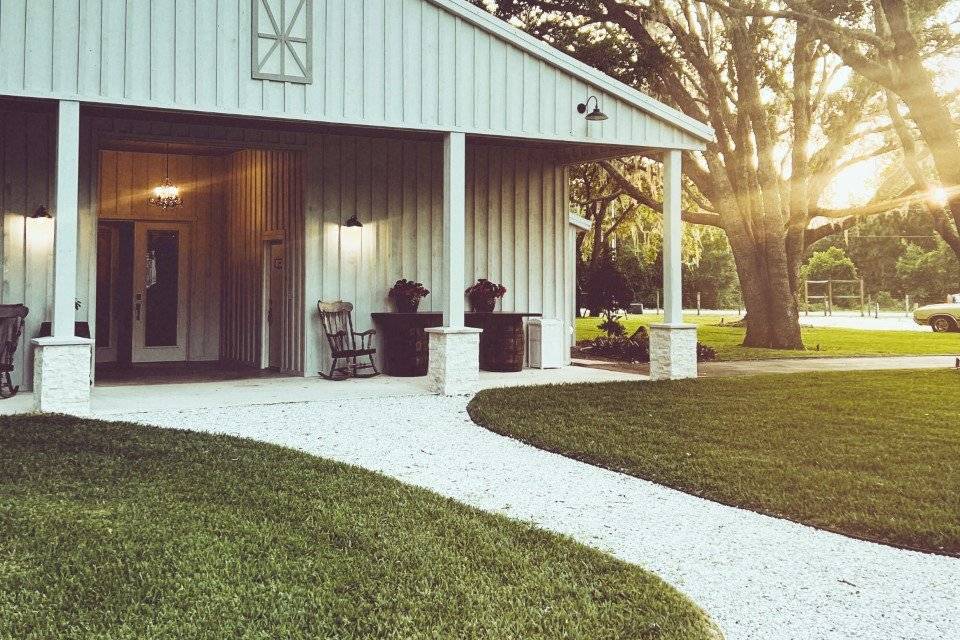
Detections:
426,132,480,395
649,149,697,381
441,132,466,328
32,100,93,414
662,149,683,326
53,101,80,338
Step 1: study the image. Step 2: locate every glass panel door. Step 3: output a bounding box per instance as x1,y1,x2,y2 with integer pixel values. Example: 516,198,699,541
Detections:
144,230,181,347
132,222,190,362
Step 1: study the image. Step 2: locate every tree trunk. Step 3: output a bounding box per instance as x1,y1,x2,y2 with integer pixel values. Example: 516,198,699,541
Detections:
727,226,805,349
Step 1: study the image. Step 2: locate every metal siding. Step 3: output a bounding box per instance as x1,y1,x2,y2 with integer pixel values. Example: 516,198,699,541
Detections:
0,108,47,391
0,0,704,148
300,135,570,374
343,2,366,120
362,0,385,123
222,148,305,373
0,2,27,91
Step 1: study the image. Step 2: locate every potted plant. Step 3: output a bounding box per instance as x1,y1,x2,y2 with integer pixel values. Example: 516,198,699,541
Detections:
389,279,430,313
465,278,507,312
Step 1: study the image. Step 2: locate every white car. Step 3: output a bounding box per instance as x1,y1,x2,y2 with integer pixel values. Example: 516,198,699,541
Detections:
914,299,960,332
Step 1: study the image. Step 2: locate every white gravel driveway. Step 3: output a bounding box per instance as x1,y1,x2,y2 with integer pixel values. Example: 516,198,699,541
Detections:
105,393,960,640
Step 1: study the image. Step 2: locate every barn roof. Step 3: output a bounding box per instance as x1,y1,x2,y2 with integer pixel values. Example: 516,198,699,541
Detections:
430,0,714,143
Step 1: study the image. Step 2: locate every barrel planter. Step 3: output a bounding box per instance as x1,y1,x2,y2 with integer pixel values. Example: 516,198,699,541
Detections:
465,312,541,373
371,312,443,376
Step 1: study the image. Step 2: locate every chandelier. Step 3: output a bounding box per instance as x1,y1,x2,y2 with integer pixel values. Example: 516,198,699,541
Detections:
149,147,183,210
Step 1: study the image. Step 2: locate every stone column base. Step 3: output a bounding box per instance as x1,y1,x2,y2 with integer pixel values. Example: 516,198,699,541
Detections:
649,323,698,381
32,336,93,414
425,326,482,395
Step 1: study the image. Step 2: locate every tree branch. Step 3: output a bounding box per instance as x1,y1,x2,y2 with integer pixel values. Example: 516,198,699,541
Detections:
599,160,723,228
698,0,891,51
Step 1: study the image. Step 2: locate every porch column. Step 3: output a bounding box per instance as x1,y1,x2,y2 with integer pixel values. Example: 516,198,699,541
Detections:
32,100,93,414
426,132,481,395
649,149,697,380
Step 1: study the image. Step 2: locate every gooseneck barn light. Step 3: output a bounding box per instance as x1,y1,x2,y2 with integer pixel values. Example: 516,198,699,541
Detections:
577,95,609,122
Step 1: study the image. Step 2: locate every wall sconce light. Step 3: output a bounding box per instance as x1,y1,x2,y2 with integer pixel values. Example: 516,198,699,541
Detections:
342,214,363,255
577,96,608,122
31,205,51,219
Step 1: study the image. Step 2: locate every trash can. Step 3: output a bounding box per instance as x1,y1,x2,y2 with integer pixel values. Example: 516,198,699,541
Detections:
527,318,564,369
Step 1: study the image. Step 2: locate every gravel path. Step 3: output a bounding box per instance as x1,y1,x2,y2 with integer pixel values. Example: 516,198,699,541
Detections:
105,395,960,640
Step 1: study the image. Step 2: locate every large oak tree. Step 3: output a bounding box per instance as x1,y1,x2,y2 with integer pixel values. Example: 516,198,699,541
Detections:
478,0,942,348
710,0,960,281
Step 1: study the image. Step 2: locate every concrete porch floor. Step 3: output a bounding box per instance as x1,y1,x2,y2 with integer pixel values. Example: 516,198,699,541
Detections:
0,366,647,417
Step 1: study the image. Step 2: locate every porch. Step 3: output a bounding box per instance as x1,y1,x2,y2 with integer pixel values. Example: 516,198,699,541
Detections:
0,96,694,414
0,365,644,417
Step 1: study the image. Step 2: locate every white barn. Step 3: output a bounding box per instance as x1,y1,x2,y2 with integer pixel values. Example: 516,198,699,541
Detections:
0,0,712,412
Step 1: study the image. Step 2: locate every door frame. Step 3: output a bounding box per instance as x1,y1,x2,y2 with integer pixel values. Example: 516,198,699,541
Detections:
260,232,286,370
95,223,121,364
132,221,192,363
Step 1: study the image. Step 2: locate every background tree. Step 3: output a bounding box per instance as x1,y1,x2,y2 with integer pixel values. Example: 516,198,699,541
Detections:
807,208,940,297
896,240,960,304
801,246,860,282
570,159,648,273
682,228,741,309
478,0,921,350
573,156,709,311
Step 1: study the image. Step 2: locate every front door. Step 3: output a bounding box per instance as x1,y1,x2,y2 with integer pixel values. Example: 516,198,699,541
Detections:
132,222,191,363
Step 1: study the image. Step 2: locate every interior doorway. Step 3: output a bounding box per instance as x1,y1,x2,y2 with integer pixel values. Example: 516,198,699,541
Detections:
94,142,304,382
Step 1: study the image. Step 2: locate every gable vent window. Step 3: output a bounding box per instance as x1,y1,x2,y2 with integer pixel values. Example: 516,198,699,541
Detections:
252,0,314,83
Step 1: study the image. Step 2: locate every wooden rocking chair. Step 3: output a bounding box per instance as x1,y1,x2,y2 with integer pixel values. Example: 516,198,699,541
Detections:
317,301,379,380
0,304,28,398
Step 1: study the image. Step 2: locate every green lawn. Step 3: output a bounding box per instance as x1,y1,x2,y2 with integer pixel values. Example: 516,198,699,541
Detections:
0,416,720,640
469,370,960,555
576,314,960,361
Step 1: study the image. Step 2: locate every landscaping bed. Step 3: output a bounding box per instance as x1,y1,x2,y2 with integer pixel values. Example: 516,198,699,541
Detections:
0,415,720,640
576,315,960,361
469,370,960,555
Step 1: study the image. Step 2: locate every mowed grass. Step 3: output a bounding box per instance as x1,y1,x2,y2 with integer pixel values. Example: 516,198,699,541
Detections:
575,314,960,361
469,370,960,555
0,415,720,640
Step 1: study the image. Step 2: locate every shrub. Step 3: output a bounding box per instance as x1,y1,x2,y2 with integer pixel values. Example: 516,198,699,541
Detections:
582,326,716,363
875,291,899,310
598,317,626,337
697,343,718,362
